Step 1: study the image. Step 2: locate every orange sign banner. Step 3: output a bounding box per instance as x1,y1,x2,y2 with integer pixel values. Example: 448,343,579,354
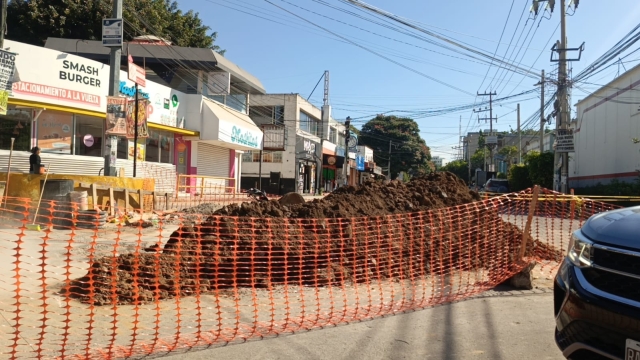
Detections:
126,98,150,139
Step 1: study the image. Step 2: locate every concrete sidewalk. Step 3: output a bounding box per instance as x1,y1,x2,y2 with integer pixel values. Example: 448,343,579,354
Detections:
170,292,563,360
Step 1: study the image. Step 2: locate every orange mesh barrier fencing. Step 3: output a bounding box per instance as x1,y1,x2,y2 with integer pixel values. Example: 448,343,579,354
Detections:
0,188,620,359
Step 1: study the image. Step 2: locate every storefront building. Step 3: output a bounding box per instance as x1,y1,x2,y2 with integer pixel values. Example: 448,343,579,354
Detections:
0,40,196,193
322,141,348,191
295,135,321,194
183,96,263,193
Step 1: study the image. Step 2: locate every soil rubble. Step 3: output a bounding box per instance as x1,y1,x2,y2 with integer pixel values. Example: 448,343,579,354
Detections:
68,172,561,305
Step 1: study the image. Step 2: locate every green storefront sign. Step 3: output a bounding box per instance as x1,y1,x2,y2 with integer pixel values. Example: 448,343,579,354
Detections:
231,125,259,148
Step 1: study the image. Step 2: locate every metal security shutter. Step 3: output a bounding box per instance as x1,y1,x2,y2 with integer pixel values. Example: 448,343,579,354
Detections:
197,143,229,177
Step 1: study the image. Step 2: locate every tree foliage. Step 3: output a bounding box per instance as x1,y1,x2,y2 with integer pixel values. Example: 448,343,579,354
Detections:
7,0,225,52
508,165,532,191
470,148,487,171
477,130,486,148
526,151,554,189
499,145,518,163
358,115,431,179
507,151,554,191
440,160,469,184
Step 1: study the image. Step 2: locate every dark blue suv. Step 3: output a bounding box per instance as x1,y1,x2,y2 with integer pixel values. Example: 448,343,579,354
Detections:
555,206,640,360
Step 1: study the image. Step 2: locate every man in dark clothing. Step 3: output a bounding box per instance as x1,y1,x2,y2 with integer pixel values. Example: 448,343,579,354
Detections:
29,146,43,174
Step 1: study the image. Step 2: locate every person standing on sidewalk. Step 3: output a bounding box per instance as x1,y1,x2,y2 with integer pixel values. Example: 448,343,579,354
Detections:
29,147,45,174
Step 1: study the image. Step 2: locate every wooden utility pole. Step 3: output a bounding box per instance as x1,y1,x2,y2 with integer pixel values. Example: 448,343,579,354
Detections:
0,0,7,48
475,91,498,171
517,103,522,164
539,70,545,152
536,0,583,193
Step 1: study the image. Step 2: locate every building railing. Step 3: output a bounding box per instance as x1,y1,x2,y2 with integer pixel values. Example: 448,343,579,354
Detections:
176,174,237,198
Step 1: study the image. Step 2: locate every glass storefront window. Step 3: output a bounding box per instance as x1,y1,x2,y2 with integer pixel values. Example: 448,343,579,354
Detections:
74,115,103,157
145,129,174,164
0,106,32,151
116,129,173,164
37,110,73,154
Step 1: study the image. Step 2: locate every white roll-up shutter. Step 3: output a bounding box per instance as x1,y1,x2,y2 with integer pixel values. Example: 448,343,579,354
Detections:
197,143,229,177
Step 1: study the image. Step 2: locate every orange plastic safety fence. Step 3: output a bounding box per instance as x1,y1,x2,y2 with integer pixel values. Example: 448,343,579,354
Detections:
0,188,620,359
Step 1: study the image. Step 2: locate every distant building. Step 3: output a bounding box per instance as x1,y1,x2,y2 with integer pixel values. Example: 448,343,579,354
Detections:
432,156,443,169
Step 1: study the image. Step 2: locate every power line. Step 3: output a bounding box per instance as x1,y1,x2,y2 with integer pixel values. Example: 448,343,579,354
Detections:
263,0,475,96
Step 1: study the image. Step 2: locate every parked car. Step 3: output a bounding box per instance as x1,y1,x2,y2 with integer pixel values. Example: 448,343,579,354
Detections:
555,206,640,360
484,178,509,193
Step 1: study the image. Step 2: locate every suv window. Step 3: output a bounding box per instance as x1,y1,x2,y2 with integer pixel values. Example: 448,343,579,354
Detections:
486,179,507,186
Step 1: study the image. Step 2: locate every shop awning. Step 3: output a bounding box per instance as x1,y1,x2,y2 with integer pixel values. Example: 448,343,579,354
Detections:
9,98,105,118
201,99,263,151
147,122,199,136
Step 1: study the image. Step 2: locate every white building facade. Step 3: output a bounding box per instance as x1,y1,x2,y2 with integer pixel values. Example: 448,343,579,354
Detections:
242,94,323,195
570,63,640,188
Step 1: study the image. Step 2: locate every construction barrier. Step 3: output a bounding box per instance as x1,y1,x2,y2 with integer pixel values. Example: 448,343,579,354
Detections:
0,187,620,359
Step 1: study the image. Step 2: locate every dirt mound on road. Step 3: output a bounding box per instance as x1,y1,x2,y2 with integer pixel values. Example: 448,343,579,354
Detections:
215,172,481,219
68,172,559,306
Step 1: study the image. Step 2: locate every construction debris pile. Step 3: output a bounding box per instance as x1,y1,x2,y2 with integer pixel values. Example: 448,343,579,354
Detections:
69,172,561,305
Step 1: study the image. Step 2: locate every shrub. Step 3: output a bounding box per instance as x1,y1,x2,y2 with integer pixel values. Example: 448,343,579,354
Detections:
508,165,533,192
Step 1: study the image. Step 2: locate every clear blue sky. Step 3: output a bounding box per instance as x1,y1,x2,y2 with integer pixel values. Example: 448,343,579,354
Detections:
177,0,640,163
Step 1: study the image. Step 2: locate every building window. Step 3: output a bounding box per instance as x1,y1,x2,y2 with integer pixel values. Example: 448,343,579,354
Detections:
74,115,103,157
299,111,319,136
227,94,247,114
145,129,174,164
244,150,283,163
37,110,73,154
329,127,337,143
249,106,285,126
0,106,32,152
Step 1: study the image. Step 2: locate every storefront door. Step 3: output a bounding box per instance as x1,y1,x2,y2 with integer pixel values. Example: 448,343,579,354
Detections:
176,140,188,175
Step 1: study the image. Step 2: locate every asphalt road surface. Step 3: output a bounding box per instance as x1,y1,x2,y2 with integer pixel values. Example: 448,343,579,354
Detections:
168,291,563,360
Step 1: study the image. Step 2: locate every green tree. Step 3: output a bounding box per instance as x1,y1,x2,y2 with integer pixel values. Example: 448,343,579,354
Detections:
477,130,486,148
498,145,519,167
359,115,431,179
7,0,225,53
470,148,488,172
440,160,469,184
526,151,554,189
508,165,532,191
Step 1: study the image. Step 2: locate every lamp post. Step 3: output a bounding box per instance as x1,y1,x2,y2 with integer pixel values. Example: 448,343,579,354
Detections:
343,116,351,186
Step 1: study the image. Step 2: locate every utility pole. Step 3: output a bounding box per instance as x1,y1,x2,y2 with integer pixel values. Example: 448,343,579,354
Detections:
517,103,522,164
536,0,583,193
558,0,570,194
475,91,498,171
537,70,545,152
466,139,471,185
458,115,462,160
318,70,330,194
344,116,351,186
0,0,7,48
104,0,123,177
387,140,392,180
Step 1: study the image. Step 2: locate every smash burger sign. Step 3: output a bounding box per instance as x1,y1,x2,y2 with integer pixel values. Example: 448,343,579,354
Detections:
6,40,108,111
59,60,102,87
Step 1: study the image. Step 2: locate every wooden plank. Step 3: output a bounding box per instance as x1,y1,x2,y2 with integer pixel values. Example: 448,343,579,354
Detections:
124,188,130,211
109,187,115,216
519,185,540,261
138,189,144,211
91,183,98,210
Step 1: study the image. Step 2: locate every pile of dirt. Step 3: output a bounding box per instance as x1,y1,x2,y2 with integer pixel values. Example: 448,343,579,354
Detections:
215,172,481,219
68,172,561,305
